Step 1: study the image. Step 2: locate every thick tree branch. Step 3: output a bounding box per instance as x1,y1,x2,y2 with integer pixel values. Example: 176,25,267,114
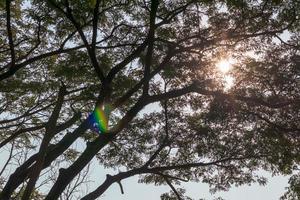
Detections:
91,0,101,53
142,0,159,95
21,85,67,200
0,119,89,200
6,0,15,67
44,95,150,200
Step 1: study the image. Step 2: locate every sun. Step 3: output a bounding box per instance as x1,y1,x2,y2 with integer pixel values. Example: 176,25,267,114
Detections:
216,59,232,73
215,58,235,90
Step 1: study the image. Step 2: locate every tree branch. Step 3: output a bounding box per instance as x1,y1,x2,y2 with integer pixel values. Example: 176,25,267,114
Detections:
0,125,45,149
6,0,15,67
0,142,14,177
112,51,174,108
148,82,300,109
21,85,67,200
0,118,89,200
44,95,150,200
47,0,105,82
117,180,124,194
80,156,249,200
142,0,159,95
0,43,87,81
163,177,183,200
91,0,101,53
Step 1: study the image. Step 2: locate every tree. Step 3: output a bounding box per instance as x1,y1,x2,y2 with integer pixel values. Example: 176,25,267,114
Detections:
0,0,299,199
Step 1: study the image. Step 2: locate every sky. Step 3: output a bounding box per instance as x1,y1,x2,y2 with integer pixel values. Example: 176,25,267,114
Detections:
0,2,294,200
89,162,289,200
0,126,290,200
0,69,292,200
0,104,291,200
67,38,296,199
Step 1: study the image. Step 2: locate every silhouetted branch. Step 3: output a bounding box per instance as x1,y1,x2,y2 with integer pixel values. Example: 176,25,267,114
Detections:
142,0,159,95
117,181,124,194
6,0,15,67
0,142,14,177
0,125,45,149
21,85,67,200
163,177,183,200
80,155,253,200
47,0,105,82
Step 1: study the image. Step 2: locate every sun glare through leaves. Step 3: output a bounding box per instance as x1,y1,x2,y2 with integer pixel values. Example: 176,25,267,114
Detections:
217,59,232,73
216,59,235,90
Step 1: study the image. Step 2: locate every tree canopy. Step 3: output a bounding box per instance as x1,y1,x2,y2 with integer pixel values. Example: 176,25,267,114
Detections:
0,0,299,199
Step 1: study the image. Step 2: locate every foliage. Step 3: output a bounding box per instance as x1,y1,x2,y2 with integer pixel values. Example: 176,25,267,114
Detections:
0,0,299,199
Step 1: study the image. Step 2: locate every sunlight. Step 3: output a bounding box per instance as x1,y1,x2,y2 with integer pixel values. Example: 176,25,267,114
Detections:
224,75,235,90
216,59,232,73
216,58,235,90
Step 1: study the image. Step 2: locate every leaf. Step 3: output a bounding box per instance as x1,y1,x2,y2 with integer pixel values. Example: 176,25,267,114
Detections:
89,0,96,8
0,0,5,9
14,0,22,19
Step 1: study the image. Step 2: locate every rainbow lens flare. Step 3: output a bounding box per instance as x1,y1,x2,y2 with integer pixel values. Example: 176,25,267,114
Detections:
88,104,110,134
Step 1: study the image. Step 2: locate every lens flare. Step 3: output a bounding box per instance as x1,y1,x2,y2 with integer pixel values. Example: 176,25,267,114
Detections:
88,104,110,134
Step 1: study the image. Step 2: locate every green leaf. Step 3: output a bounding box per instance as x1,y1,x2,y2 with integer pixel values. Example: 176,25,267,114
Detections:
89,0,96,8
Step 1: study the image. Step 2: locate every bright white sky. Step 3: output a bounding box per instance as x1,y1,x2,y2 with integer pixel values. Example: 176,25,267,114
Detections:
0,148,290,199
90,163,289,200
